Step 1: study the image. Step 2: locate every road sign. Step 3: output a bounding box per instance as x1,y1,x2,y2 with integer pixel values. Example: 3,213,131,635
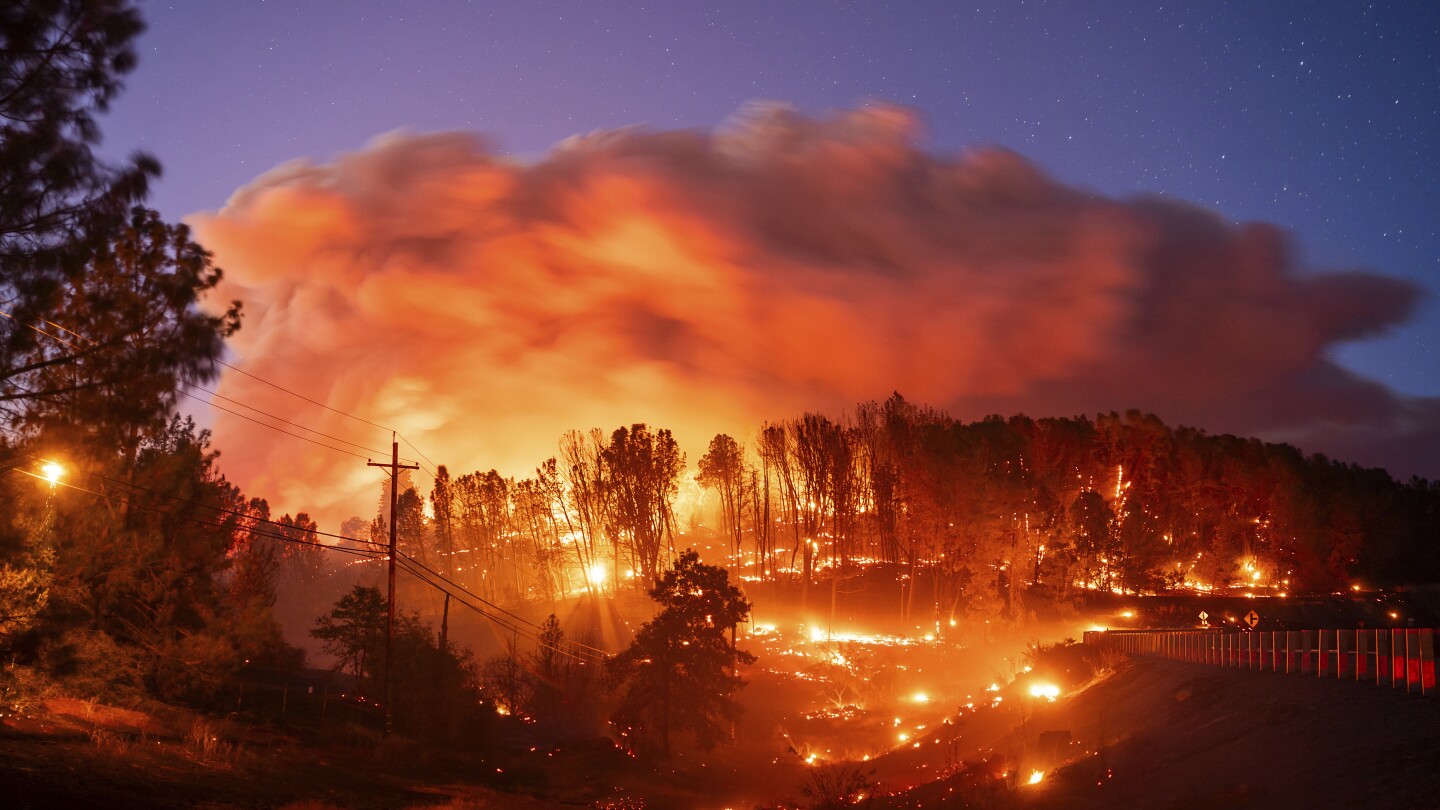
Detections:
1199,611,1209,621
1243,610,1260,628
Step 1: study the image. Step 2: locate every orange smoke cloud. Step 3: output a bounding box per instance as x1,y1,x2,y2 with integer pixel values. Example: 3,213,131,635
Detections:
191,104,1430,530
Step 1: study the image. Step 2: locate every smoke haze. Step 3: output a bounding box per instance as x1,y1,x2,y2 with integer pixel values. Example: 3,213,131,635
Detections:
191,104,1435,530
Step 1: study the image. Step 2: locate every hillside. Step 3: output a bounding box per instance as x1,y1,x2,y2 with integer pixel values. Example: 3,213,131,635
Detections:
869,646,1440,808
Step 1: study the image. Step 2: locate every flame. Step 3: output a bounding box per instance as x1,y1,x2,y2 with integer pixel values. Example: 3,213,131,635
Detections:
1028,682,1060,701
1028,770,1045,785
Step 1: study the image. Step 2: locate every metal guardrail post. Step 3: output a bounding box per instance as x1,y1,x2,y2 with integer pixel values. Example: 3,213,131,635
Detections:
1406,629,1422,694
1085,627,1434,699
1377,630,1392,684
1337,630,1353,679
1392,629,1407,690
1419,629,1435,696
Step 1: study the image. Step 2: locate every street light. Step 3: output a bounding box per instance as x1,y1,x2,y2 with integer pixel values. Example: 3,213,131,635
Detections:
41,461,64,486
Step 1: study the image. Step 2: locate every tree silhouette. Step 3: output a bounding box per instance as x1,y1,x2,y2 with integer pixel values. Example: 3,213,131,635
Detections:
311,585,385,690
607,549,754,756
698,433,746,563
1,0,158,380
603,424,683,583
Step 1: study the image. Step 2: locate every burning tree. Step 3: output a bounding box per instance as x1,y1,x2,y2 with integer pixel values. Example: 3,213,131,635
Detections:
606,549,755,757
603,424,683,583
698,433,747,562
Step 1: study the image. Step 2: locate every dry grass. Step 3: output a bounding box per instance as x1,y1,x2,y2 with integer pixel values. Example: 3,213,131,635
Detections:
185,716,242,765
88,727,132,755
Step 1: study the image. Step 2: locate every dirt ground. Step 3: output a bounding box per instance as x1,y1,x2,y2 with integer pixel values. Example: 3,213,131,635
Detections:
863,647,1440,809
0,698,573,809
1015,656,1440,808
4,649,1439,809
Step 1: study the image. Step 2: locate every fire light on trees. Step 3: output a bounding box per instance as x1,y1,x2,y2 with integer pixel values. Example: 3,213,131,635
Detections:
606,549,754,757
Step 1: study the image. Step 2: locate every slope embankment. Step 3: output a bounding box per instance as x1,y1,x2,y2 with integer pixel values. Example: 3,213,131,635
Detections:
1016,654,1440,808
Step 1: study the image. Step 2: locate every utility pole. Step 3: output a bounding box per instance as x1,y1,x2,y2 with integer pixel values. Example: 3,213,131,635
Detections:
368,434,418,737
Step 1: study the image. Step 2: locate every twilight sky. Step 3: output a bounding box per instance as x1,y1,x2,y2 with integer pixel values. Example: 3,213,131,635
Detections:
91,1,1440,523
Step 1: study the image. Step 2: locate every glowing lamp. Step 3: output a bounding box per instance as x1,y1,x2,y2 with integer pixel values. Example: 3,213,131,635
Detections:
41,462,64,485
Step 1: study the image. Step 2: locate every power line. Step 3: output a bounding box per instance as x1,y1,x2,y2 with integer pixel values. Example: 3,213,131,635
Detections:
10,454,610,664
81,464,386,551
183,393,375,462
394,555,606,665
5,447,387,552
85,448,605,660
4,306,445,478
181,381,408,459
393,549,610,660
8,467,384,560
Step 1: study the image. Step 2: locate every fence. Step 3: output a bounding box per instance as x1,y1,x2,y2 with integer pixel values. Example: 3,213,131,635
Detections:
232,678,384,730
1083,627,1437,696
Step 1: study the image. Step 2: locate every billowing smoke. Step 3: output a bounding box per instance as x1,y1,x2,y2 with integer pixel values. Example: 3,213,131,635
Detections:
191,104,1434,530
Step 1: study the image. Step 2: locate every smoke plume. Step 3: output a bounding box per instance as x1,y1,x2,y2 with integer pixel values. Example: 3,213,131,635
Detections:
191,104,1434,530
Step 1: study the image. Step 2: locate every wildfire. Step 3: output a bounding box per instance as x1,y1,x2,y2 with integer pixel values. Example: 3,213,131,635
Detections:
1028,682,1060,702
1028,770,1045,785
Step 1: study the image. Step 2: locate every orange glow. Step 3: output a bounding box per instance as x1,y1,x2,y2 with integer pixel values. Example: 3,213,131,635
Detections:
1028,682,1060,702
41,462,64,485
1028,770,1045,785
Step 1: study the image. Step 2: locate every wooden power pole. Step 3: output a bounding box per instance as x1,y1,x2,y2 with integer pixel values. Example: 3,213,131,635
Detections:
368,434,418,737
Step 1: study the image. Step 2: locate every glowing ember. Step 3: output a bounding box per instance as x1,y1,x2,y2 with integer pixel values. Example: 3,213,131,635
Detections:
1028,770,1045,785
1028,682,1060,701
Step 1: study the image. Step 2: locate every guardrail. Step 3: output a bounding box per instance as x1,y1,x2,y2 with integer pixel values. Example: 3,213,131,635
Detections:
1082,627,1437,697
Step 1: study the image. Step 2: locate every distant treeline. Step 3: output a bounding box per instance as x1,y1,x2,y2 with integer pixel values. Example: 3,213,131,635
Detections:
725,396,1439,619
398,395,1438,625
